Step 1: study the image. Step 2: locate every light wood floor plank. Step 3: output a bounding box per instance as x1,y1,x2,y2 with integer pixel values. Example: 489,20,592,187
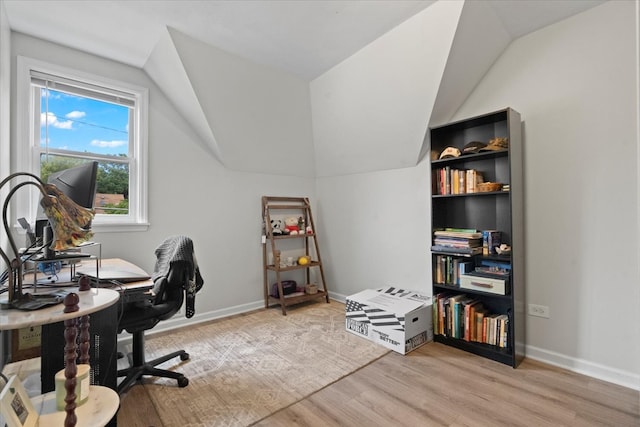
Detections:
252,343,639,427
118,335,639,427
118,384,164,427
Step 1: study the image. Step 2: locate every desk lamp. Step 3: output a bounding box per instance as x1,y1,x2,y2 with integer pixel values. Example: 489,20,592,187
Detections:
0,172,94,309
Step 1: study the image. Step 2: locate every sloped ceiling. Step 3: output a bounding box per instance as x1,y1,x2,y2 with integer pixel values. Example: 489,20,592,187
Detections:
162,27,317,177
311,0,464,177
3,0,606,177
144,28,224,164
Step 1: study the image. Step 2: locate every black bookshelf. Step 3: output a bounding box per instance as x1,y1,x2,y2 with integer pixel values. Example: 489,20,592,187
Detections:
429,108,524,368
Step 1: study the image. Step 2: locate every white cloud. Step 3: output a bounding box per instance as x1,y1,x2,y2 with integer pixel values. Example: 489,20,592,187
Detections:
41,112,73,129
65,111,86,119
90,139,127,148
42,89,62,100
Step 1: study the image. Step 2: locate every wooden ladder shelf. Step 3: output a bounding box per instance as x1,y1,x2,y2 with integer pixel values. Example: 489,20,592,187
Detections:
262,196,329,315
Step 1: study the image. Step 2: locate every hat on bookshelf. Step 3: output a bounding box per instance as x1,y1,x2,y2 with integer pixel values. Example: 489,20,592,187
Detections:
480,137,509,151
461,141,487,155
438,146,461,159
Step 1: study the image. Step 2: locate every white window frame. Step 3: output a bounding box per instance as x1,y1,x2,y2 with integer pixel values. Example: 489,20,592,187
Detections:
16,56,149,232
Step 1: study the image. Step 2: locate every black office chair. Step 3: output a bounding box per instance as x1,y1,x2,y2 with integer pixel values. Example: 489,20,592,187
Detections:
117,235,204,394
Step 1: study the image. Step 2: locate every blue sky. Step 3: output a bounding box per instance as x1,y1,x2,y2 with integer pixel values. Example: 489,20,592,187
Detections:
40,89,130,156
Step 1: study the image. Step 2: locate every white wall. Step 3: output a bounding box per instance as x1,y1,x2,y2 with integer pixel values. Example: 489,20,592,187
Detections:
168,28,316,178
0,0,10,217
315,163,432,298
314,1,639,389
10,32,316,320
0,0,11,364
310,0,463,177
453,0,639,388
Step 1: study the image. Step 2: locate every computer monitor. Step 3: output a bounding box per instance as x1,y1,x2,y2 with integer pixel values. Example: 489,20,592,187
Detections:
46,161,99,209
35,161,99,242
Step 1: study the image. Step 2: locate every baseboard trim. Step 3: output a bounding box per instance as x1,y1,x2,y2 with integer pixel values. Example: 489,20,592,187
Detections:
525,345,639,391
117,299,264,347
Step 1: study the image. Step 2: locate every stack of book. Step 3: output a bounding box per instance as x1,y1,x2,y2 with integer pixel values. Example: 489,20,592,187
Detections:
434,255,473,286
433,292,509,348
431,228,483,255
433,167,484,195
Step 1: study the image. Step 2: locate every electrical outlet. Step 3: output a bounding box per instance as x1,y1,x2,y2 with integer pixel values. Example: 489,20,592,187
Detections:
528,303,550,318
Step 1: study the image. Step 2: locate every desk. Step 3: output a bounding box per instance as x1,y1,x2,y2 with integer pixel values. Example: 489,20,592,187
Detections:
2,259,153,427
0,288,120,427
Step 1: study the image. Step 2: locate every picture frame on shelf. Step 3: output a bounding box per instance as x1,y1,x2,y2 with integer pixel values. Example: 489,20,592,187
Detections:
0,375,38,427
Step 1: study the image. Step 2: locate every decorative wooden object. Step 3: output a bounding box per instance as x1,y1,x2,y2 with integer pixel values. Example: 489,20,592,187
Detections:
63,292,80,427
78,315,90,365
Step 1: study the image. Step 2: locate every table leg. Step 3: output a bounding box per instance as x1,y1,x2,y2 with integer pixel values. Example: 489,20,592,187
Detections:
63,293,80,427
78,315,90,365
63,315,78,427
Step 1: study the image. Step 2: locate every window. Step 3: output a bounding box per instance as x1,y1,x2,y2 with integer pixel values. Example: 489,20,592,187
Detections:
17,57,148,231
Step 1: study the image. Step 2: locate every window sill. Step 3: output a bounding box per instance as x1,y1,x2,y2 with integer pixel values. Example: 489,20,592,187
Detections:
91,222,150,233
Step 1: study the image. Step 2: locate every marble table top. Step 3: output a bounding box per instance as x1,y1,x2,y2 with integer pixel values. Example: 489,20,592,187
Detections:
0,288,119,330
35,385,119,427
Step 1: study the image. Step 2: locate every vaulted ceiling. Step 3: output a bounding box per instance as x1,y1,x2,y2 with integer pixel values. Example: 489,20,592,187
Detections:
3,1,605,80
3,0,606,176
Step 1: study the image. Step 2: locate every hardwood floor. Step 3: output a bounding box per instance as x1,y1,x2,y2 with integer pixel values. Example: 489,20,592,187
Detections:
118,342,639,427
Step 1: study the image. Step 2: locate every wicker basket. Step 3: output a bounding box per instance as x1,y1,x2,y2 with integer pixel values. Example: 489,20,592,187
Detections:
477,182,502,192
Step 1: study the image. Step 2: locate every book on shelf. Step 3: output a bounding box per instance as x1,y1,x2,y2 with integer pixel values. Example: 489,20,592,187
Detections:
433,228,483,255
474,308,487,343
433,292,508,349
496,314,509,348
433,237,482,248
434,229,483,239
435,256,443,284
436,293,449,336
431,245,483,256
464,300,483,341
449,294,469,338
478,259,511,270
434,169,483,195
454,295,473,339
434,255,473,286
482,230,501,255
441,227,478,233
466,169,484,193
457,260,473,285
473,267,510,278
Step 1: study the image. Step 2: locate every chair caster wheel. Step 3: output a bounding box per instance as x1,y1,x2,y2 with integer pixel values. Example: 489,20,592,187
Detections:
180,352,190,361
178,376,189,387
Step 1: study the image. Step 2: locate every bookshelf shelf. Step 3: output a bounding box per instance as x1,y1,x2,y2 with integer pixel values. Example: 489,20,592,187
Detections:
429,108,524,368
433,284,512,300
432,191,509,199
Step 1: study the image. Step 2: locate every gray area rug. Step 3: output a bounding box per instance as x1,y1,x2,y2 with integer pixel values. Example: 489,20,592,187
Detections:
140,302,390,426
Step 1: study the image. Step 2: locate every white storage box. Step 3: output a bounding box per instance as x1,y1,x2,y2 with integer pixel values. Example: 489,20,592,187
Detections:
345,287,433,354
459,273,508,295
